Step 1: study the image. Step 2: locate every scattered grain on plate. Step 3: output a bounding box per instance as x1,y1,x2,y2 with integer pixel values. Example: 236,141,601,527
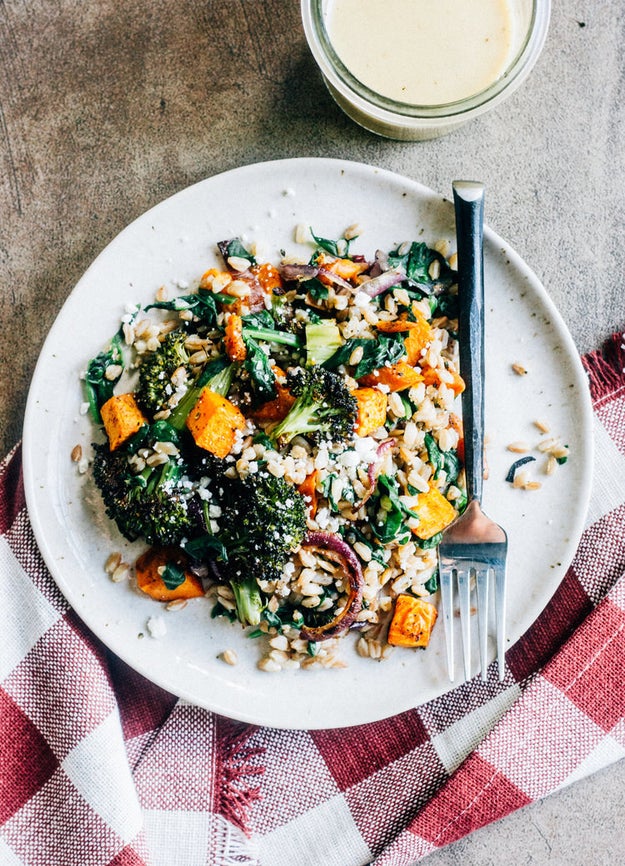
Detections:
534,419,550,433
344,223,361,240
111,562,130,583
507,441,529,453
104,552,122,574
511,363,528,376
257,657,281,672
166,599,188,611
294,223,309,244
545,455,557,475
71,444,82,462
220,649,238,666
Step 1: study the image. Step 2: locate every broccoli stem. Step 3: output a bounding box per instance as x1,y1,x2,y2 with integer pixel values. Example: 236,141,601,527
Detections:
242,327,301,348
230,577,264,627
269,399,320,444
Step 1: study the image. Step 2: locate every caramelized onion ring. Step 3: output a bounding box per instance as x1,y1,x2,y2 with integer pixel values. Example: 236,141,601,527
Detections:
298,531,364,642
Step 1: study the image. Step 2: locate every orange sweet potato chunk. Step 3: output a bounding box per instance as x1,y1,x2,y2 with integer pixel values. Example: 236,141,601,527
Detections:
135,545,204,602
421,364,465,396
388,594,438,648
101,393,147,451
359,360,423,392
224,313,247,361
376,311,434,366
353,387,387,437
186,387,246,458
411,486,457,540
403,311,435,366
317,255,369,284
297,470,319,518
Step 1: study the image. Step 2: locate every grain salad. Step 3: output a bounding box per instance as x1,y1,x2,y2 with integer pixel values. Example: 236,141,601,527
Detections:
83,226,467,670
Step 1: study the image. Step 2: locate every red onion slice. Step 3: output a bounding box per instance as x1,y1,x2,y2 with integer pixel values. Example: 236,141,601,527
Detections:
355,438,394,509
279,263,319,282
298,531,364,642
360,267,405,298
316,267,355,292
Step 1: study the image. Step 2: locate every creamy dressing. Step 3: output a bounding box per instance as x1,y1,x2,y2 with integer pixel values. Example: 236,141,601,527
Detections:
327,0,515,105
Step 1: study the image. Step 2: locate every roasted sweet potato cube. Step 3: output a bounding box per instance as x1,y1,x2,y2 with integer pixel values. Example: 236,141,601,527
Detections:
186,387,246,458
387,594,438,648
403,311,434,365
224,313,247,361
359,360,423,392
421,364,465,396
135,545,205,602
297,470,319,518
376,311,433,366
353,387,387,437
252,383,295,423
317,254,369,284
412,486,457,540
101,393,147,451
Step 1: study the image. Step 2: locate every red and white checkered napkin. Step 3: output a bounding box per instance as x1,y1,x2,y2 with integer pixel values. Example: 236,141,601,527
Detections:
2,332,625,866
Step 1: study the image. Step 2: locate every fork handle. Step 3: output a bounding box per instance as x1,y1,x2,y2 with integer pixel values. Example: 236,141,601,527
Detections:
452,180,485,504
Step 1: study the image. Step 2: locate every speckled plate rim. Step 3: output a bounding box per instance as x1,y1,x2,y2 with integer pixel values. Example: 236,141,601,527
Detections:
23,158,593,729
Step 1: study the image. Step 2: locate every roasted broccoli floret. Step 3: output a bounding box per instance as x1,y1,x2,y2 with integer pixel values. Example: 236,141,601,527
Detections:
219,473,307,625
92,438,195,546
269,365,357,447
136,330,191,416
186,470,308,626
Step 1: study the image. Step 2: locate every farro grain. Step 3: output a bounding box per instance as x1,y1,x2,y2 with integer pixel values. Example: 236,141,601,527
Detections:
221,649,238,666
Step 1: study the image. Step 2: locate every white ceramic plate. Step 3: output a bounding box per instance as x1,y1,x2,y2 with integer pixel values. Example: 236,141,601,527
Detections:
23,158,593,729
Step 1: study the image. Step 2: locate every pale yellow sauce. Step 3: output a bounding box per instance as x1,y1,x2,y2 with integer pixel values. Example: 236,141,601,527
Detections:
327,0,514,105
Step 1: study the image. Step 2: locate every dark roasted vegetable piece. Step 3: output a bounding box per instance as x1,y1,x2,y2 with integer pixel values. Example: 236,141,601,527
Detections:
92,440,196,546
185,471,308,626
136,330,191,416
269,365,358,447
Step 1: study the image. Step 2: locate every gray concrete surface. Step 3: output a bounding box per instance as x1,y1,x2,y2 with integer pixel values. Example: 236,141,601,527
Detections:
2,0,624,861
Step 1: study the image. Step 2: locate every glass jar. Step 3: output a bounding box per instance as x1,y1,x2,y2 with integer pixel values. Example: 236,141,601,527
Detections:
301,0,551,140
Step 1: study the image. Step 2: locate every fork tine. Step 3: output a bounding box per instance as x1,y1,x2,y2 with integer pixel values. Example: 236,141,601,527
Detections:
457,567,473,681
495,564,507,681
476,567,490,681
440,568,455,682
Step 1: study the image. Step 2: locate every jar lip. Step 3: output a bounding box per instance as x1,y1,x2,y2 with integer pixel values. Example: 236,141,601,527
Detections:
301,0,551,122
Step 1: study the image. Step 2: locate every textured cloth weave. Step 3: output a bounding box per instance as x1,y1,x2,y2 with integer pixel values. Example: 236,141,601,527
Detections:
2,332,625,866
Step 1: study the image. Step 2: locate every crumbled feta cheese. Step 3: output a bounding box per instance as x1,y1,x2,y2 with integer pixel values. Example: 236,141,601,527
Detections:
146,616,167,639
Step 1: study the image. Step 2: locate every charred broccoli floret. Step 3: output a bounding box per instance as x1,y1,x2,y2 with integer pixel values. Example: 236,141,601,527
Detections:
92,437,195,546
136,330,191,416
269,365,357,447
219,473,307,624
185,470,308,625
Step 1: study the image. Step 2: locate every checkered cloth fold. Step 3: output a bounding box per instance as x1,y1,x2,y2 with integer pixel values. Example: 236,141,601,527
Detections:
2,332,625,866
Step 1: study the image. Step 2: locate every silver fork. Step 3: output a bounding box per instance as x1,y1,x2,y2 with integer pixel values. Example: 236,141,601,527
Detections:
437,181,508,683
